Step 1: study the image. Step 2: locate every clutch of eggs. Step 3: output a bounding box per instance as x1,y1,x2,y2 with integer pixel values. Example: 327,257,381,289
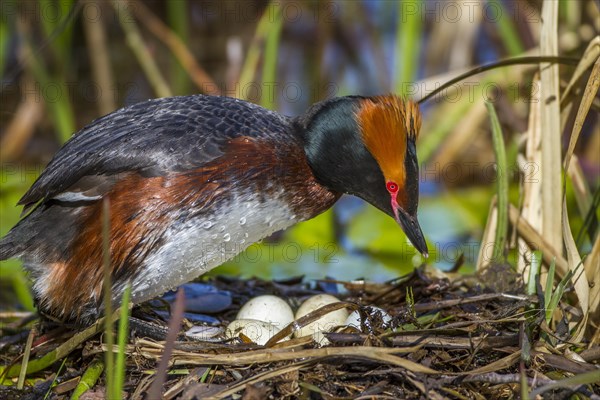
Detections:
226,294,391,346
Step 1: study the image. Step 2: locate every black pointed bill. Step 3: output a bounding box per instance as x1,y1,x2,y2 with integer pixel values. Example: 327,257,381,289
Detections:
393,207,428,258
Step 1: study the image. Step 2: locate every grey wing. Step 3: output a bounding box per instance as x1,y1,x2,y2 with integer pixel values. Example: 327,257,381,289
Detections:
19,95,291,208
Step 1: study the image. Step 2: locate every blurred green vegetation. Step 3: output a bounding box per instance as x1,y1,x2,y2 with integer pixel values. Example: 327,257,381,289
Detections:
0,0,597,314
0,168,36,311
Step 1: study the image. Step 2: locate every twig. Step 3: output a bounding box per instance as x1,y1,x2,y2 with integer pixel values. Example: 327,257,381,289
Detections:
148,287,186,398
17,327,35,389
208,360,315,400
412,292,528,312
462,372,553,386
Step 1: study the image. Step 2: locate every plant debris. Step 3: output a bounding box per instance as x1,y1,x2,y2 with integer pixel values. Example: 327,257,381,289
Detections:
1,266,599,399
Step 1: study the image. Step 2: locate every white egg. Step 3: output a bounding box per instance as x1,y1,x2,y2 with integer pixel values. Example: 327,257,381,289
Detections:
225,319,280,346
345,306,392,331
294,294,349,345
236,295,294,329
185,326,222,340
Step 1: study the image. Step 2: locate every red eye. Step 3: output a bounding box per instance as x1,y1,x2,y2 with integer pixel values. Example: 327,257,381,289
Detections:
386,181,398,193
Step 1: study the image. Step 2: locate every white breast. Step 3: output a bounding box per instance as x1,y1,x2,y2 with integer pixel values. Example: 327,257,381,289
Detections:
129,191,297,304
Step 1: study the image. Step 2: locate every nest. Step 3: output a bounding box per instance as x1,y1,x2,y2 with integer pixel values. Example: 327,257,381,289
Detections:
1,265,598,399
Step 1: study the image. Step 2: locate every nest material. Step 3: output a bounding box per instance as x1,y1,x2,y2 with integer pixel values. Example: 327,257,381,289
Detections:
1,266,598,399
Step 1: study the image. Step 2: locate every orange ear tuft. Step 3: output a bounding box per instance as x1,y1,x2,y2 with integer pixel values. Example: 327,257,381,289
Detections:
356,95,421,186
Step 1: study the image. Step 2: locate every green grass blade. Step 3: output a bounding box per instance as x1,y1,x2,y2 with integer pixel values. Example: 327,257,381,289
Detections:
487,0,524,56
395,0,422,95
544,258,556,323
261,5,283,109
0,18,8,75
102,199,114,396
238,1,281,101
38,0,56,49
70,358,105,400
43,358,67,400
199,367,211,383
37,0,76,55
56,0,75,61
546,272,575,327
520,362,529,399
22,37,75,142
527,251,542,296
111,0,172,98
112,284,131,399
485,101,508,262
167,0,190,94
